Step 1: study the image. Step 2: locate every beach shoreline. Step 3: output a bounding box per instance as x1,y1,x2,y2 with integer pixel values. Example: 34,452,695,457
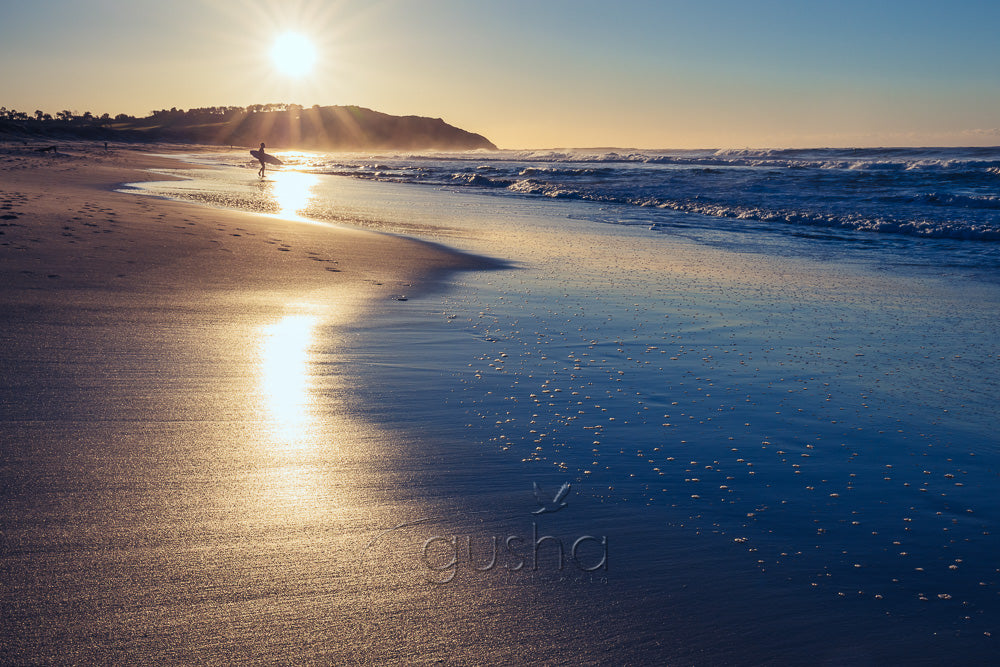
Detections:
3,142,998,664
0,142,496,303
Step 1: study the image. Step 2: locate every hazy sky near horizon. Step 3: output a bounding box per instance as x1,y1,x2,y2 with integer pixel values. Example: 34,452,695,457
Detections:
2,0,998,149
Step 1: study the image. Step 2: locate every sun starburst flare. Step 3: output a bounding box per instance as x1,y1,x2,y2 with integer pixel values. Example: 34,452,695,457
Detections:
271,32,317,77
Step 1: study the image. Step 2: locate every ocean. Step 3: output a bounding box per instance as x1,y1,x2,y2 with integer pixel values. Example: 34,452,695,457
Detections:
163,145,1000,279
303,146,1000,238
122,146,1000,662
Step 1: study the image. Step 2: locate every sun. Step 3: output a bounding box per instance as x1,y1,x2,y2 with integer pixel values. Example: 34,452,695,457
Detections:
271,32,317,77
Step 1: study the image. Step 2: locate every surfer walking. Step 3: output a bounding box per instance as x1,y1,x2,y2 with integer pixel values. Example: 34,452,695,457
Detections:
256,142,268,177
250,142,282,176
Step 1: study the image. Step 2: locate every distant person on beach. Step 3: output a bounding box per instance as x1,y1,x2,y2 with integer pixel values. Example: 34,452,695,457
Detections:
257,142,268,178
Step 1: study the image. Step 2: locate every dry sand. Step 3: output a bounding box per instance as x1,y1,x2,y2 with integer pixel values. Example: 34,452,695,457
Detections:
0,142,489,308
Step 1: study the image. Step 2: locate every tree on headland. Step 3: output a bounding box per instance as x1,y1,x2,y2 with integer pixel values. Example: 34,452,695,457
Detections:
0,108,32,121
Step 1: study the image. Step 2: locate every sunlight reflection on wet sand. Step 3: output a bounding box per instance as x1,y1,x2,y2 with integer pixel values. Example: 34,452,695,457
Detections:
269,169,320,221
253,306,345,522
259,312,320,447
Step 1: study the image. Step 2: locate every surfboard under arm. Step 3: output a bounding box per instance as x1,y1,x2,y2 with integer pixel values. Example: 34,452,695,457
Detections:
250,149,283,166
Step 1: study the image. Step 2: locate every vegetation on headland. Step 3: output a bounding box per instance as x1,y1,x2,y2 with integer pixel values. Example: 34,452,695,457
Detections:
0,103,497,150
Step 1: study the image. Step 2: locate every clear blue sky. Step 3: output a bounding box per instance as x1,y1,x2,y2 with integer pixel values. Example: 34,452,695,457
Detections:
2,0,998,148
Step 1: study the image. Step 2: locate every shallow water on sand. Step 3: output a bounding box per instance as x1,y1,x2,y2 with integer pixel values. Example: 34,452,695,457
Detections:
115,161,1000,662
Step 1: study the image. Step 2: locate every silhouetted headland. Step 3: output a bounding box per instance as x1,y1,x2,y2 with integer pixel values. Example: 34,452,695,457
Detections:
0,103,497,150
